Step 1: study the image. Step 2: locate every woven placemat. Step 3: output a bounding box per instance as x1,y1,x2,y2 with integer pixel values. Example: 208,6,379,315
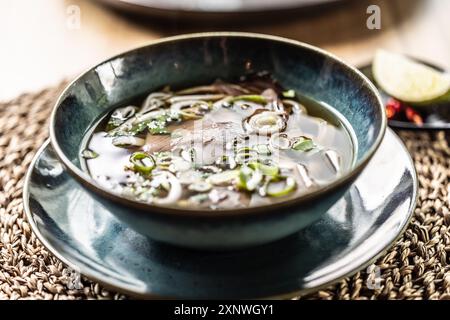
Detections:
1,83,449,300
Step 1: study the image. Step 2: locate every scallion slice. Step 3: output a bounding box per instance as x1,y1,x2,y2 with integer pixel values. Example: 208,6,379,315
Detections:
266,177,297,197
282,90,296,98
81,148,99,159
130,152,155,175
231,95,267,104
237,166,263,192
248,162,279,177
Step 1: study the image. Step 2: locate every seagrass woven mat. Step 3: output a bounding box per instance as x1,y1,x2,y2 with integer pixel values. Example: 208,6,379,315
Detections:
1,82,450,300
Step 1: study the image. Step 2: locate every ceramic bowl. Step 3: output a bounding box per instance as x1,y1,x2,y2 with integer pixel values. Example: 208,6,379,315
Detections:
50,32,386,250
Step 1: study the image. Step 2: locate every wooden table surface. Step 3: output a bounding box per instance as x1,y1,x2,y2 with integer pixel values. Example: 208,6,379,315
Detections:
1,0,449,102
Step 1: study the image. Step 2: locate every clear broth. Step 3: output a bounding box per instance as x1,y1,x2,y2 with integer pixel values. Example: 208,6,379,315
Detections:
81,78,356,210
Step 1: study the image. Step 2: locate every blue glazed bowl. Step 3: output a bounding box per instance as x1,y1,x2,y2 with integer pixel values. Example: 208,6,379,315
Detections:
50,33,386,250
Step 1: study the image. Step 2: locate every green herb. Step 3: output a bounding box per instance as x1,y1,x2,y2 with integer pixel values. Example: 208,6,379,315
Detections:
108,111,178,137
266,177,297,197
248,162,279,177
237,166,254,191
237,166,263,192
106,117,124,131
127,121,150,136
235,152,257,165
282,90,296,98
154,151,172,168
207,170,239,186
147,119,169,135
231,95,267,104
292,136,315,152
81,149,99,159
237,146,253,154
130,152,155,175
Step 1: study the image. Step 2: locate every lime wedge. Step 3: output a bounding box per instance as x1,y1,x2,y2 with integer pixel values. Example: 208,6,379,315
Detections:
373,50,450,104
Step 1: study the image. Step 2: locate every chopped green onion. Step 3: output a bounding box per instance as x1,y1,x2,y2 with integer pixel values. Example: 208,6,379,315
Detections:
231,95,267,104
235,152,258,165
81,149,99,159
106,106,138,130
292,136,315,152
248,162,279,177
282,90,296,98
237,166,263,192
129,121,151,136
154,151,172,168
207,170,239,186
130,152,155,175
255,144,271,155
266,177,297,197
237,146,254,154
215,155,237,170
270,133,291,150
106,117,124,131
147,119,169,135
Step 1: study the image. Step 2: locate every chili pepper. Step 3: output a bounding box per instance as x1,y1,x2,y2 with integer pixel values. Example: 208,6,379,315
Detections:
385,98,403,119
405,106,424,126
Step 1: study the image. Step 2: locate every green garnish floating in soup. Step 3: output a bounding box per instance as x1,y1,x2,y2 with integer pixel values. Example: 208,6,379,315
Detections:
129,152,155,175
81,73,355,210
292,136,316,152
81,148,99,159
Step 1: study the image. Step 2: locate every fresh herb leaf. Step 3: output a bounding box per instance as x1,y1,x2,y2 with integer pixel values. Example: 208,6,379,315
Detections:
292,136,315,152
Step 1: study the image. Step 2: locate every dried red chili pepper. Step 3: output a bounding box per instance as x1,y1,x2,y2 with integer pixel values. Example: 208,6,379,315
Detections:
385,98,403,119
405,107,424,126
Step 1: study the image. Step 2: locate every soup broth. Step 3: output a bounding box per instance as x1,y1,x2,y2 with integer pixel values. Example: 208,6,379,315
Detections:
81,73,356,210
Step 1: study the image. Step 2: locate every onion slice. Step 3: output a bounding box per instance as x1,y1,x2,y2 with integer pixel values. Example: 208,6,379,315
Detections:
270,133,291,150
152,172,182,205
244,111,287,136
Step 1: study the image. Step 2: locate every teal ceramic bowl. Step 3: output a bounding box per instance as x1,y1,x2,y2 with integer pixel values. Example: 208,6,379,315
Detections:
50,32,386,250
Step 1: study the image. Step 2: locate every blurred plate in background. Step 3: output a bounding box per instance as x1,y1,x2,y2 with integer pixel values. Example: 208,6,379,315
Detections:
96,0,345,21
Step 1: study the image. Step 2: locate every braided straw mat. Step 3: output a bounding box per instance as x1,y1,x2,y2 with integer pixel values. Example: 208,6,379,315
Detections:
1,82,450,300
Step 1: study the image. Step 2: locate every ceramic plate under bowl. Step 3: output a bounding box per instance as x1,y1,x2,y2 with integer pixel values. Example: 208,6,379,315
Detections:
23,129,416,299
360,61,450,131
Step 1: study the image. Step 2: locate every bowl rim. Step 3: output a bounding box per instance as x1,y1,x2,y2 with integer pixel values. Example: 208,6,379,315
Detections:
49,32,387,218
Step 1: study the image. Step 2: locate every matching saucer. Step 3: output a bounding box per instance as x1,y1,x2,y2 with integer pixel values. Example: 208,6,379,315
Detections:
23,129,417,299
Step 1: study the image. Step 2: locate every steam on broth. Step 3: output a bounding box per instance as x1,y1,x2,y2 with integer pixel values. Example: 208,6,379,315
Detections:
81,73,355,210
